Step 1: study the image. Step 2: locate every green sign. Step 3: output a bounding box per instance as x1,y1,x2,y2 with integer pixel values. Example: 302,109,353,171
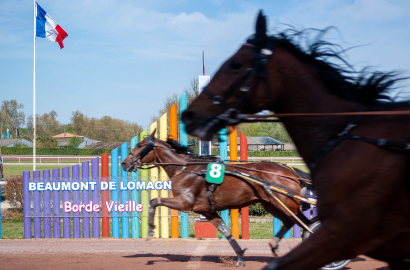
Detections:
206,163,225,184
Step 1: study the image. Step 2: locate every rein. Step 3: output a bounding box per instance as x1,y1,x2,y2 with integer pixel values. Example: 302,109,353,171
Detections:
128,136,313,185
136,161,312,186
236,110,410,123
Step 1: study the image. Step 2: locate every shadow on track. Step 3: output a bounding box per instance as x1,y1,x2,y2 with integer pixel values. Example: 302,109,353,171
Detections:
123,253,274,266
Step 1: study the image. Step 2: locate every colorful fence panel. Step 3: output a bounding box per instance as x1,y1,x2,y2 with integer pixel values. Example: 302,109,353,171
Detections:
19,90,314,241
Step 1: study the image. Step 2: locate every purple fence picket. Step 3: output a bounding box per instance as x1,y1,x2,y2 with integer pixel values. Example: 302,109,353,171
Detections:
62,167,71,238
92,157,100,238
293,223,301,238
43,170,51,238
23,171,31,239
33,171,41,238
82,161,90,238
72,164,80,238
52,169,61,238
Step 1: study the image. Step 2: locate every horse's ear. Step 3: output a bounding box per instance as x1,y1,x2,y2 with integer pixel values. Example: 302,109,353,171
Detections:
254,10,267,47
149,129,157,139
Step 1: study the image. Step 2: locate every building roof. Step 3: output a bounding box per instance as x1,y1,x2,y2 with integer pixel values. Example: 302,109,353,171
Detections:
52,133,82,138
0,138,32,147
0,138,22,147
83,142,130,149
213,136,284,145
247,137,285,145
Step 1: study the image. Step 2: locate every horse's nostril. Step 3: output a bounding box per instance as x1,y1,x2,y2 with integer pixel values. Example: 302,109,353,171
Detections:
181,110,195,125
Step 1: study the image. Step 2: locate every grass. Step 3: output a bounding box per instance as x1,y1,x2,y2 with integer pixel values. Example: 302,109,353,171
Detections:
1,219,280,239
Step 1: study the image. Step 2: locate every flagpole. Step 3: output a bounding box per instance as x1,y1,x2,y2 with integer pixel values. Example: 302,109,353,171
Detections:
33,0,36,171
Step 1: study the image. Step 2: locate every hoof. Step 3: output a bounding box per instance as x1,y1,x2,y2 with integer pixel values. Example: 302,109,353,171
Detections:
269,237,280,256
235,248,247,267
262,261,278,270
236,260,246,267
146,231,154,240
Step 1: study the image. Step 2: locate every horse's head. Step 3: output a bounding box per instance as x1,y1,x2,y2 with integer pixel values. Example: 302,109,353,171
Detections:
182,11,283,140
121,129,157,172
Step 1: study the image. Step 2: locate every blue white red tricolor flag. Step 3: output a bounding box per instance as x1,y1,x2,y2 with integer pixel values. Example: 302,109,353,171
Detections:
35,2,68,49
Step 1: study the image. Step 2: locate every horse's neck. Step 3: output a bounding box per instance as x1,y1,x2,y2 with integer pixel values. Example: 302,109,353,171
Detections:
272,49,360,164
155,147,190,178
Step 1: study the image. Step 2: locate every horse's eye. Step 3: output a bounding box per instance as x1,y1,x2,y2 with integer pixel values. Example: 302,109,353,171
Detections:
137,144,142,148
229,59,242,70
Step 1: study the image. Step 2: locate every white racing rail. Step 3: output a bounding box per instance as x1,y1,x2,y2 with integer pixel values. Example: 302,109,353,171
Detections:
2,155,305,165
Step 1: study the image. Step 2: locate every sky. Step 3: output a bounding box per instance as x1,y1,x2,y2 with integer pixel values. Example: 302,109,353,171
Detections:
1,0,410,129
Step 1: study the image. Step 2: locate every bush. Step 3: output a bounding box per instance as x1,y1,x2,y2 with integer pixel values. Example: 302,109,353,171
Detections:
4,175,23,211
1,209,24,223
0,147,112,156
248,203,269,216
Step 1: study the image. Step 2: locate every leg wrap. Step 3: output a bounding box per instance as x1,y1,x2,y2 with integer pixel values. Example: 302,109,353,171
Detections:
217,223,231,237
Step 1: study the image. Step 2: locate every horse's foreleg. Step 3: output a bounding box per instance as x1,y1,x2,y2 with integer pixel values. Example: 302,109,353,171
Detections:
148,196,194,239
203,212,247,267
147,198,160,239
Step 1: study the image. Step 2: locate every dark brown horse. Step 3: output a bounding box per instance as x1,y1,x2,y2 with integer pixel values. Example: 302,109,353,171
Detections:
182,11,410,270
121,131,312,266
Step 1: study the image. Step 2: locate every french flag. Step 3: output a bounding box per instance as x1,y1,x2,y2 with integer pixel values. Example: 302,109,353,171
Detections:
36,2,68,49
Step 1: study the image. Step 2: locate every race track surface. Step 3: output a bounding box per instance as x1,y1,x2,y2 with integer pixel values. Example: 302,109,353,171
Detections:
0,238,388,269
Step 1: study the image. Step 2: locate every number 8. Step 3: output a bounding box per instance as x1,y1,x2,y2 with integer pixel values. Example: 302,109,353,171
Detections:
210,164,222,178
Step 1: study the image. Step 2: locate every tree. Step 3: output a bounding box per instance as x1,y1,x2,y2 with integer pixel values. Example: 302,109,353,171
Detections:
0,100,25,136
239,122,292,143
27,110,62,137
150,78,200,143
68,137,82,148
70,111,142,142
36,136,58,147
12,141,26,148
186,78,199,104
17,134,32,142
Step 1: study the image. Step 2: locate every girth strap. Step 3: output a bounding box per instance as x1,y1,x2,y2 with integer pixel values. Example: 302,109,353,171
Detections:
342,135,410,150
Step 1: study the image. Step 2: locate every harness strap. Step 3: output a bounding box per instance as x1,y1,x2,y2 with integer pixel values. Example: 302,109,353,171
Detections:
309,106,365,176
343,135,410,150
206,183,218,213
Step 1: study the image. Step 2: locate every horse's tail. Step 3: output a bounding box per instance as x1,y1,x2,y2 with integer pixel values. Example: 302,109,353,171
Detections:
275,161,312,182
292,167,311,181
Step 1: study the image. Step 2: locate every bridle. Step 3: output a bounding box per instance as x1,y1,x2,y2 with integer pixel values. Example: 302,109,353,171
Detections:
201,38,276,127
126,136,177,171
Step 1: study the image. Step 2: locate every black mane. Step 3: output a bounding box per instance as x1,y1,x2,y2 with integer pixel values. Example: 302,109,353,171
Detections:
166,138,191,154
248,27,409,107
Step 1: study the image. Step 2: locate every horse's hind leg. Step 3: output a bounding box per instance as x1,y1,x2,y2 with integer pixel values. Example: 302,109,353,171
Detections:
261,202,309,256
269,216,294,257
203,211,247,267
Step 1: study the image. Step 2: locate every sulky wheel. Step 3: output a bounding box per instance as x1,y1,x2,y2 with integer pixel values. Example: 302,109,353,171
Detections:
302,219,351,270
